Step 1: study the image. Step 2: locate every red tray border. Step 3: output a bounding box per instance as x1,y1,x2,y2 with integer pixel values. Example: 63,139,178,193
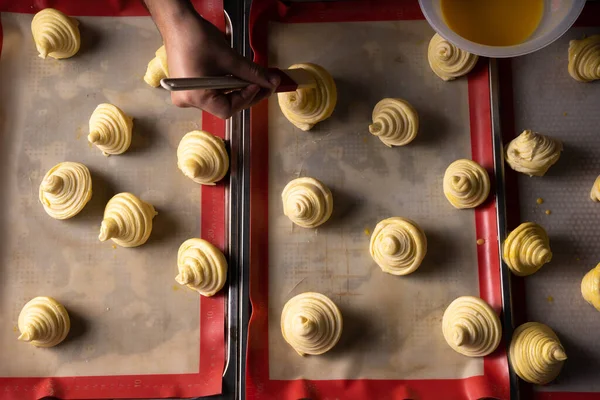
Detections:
0,1,226,399
246,1,509,399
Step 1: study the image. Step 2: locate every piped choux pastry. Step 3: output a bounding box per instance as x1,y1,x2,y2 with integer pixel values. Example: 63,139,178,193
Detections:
503,222,552,277
282,177,333,228
99,193,157,248
443,159,490,209
18,296,70,348
175,238,227,297
369,98,419,147
144,45,169,87
39,161,92,220
177,130,229,185
591,175,600,202
428,33,478,81
581,263,600,311
88,103,133,156
568,35,600,82
31,8,80,59
505,130,562,177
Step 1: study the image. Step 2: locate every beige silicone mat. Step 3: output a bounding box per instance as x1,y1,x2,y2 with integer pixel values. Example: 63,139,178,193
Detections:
511,26,600,393
0,14,204,377
266,20,484,380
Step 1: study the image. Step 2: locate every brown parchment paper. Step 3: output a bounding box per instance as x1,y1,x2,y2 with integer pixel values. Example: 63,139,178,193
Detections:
511,26,600,393
266,20,484,380
0,14,205,377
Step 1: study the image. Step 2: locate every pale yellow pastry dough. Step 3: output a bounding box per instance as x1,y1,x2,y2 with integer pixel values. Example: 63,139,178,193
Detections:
99,192,157,248
503,222,552,277
177,130,229,185
88,103,133,156
144,45,169,87
568,35,600,82
428,33,478,81
510,322,567,385
281,292,342,356
505,130,562,177
581,263,600,311
31,8,80,59
18,296,70,348
443,159,490,209
369,98,419,147
277,63,337,131
442,296,502,357
175,238,227,297
591,175,600,202
282,177,333,228
370,217,427,276
39,161,92,220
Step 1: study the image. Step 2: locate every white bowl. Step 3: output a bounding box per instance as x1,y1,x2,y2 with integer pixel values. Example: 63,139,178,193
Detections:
418,0,586,58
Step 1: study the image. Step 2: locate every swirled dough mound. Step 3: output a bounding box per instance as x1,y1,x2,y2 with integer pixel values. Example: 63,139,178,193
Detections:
277,63,337,131
591,175,600,202
88,103,133,156
503,222,552,277
281,292,343,356
177,130,229,185
505,130,562,177
370,217,427,276
282,177,333,228
39,162,92,220
581,263,600,311
99,192,157,248
369,98,419,147
510,322,567,385
442,296,502,357
31,8,80,59
568,35,600,82
175,238,228,297
144,45,169,87
18,296,70,348
428,33,479,81
443,159,490,209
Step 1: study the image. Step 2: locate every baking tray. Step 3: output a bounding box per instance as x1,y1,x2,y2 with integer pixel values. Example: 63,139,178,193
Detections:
499,3,600,400
0,1,232,399
246,1,509,399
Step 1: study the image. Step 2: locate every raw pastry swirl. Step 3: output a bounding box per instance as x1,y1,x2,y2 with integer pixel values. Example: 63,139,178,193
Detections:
443,159,490,209
31,8,80,59
175,238,228,297
39,161,92,220
503,222,552,277
99,192,157,248
278,63,337,131
505,130,563,177
568,35,600,82
581,263,600,312
281,292,343,356
282,177,333,228
177,130,229,185
88,103,133,156
442,296,502,357
428,33,478,81
18,296,70,348
510,322,567,385
370,217,427,276
144,45,169,87
591,175,600,202
369,98,419,147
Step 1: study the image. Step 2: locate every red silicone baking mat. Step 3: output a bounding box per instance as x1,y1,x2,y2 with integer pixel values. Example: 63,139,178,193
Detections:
501,3,600,400
246,1,509,399
0,1,225,399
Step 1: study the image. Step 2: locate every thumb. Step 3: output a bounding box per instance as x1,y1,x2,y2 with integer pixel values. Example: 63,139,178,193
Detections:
229,54,280,90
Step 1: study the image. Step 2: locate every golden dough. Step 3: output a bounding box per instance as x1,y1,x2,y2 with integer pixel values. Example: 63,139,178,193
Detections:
177,130,229,185
99,192,157,248
581,263,600,311
281,292,343,356
369,98,419,147
510,322,567,385
277,63,337,131
443,159,490,209
505,130,562,177
282,177,333,228
442,296,502,357
88,103,133,156
568,35,600,82
370,217,427,276
428,33,478,81
503,222,552,277
18,296,70,348
39,161,92,220
31,8,80,59
144,45,169,87
175,238,227,297
591,175,600,202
